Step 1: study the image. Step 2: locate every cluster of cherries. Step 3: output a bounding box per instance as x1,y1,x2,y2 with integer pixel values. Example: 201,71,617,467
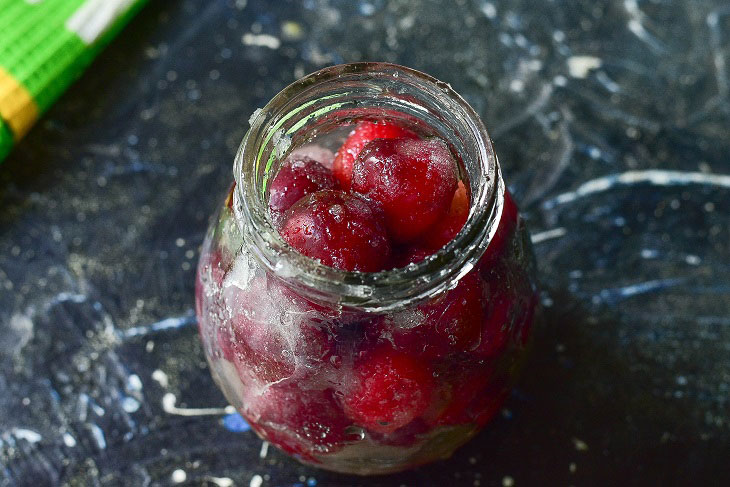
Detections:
202,121,532,464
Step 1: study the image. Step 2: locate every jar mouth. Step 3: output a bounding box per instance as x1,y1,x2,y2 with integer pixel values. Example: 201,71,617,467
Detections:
233,62,503,313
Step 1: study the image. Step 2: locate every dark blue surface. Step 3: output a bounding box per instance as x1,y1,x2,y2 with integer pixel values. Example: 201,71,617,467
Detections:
1,0,729,485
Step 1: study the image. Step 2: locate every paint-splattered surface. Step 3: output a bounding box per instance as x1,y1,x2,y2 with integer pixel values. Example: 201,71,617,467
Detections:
1,0,729,485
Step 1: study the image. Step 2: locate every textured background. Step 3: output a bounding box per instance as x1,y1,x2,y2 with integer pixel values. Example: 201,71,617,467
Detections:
1,0,729,485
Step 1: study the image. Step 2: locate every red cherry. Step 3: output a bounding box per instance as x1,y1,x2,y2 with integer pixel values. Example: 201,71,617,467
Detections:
421,272,484,354
228,314,295,383
516,291,539,347
222,277,334,383
333,121,418,190
427,365,493,427
351,138,458,243
388,182,468,268
482,190,519,264
279,190,391,272
386,272,485,359
472,288,513,359
344,345,435,434
268,156,338,224
250,385,349,458
422,180,470,250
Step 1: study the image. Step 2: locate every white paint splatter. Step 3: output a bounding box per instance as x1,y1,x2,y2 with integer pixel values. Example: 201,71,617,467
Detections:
599,278,685,300
623,0,666,53
543,170,730,209
122,396,141,413
127,374,143,392
152,369,169,388
242,33,281,49
63,433,77,447
162,393,235,416
641,249,659,259
172,469,187,483
707,8,730,97
89,423,107,449
9,428,42,443
208,477,235,487
531,227,567,244
481,2,497,19
596,71,621,93
121,311,195,338
573,437,589,451
8,313,34,355
567,55,602,78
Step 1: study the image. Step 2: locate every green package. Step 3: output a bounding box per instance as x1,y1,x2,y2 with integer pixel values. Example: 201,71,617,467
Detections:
0,0,147,162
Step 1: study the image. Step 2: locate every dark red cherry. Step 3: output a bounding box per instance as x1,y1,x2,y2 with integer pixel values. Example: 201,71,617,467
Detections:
344,344,434,434
385,271,485,359
351,137,458,243
250,385,349,459
422,180,469,250
333,121,418,190
268,156,338,224
222,277,334,383
279,190,391,272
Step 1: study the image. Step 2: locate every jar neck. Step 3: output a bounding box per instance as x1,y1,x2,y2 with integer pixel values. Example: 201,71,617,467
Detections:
232,63,503,313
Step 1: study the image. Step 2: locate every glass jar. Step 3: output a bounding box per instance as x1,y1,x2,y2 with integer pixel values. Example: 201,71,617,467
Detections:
195,63,538,475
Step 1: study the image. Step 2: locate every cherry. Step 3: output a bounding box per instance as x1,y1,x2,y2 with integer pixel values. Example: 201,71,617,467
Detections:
426,365,493,427
439,377,507,428
279,190,391,272
422,180,469,250
333,121,418,190
222,277,334,383
482,190,519,264
385,271,485,359
516,291,539,347
251,385,349,458
420,272,484,354
344,344,435,434
351,138,458,243
471,287,513,359
268,156,338,224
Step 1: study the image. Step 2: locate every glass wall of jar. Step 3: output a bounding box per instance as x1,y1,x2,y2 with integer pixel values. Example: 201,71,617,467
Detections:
195,63,538,475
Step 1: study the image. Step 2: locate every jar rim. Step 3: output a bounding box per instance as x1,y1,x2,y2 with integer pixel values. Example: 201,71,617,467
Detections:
232,62,504,312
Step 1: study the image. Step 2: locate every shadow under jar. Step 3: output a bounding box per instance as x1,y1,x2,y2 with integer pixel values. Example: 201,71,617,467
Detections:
195,63,538,475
